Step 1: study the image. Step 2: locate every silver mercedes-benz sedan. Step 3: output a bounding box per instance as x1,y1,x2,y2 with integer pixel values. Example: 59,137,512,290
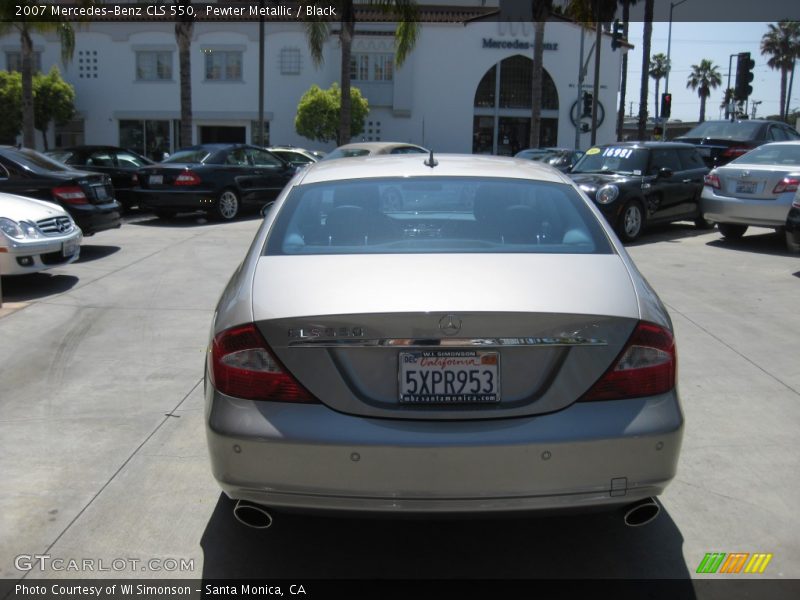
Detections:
205,154,683,528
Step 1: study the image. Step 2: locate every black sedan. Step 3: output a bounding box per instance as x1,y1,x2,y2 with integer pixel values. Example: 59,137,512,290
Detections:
135,144,296,220
0,146,121,236
567,142,711,242
45,146,153,211
675,120,800,168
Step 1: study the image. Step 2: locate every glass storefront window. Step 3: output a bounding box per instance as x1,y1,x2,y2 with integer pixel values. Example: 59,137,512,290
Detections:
119,120,173,161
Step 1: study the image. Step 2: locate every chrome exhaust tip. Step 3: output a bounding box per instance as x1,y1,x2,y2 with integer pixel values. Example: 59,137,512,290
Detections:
623,497,660,527
233,500,273,529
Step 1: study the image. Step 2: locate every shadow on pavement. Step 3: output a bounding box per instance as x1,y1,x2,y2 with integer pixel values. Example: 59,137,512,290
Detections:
625,222,716,247
75,244,120,263
705,230,792,256
0,272,79,301
127,212,262,228
200,494,693,584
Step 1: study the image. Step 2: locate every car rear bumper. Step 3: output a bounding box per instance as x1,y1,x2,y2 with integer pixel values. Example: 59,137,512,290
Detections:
67,202,122,236
206,388,684,514
701,188,794,227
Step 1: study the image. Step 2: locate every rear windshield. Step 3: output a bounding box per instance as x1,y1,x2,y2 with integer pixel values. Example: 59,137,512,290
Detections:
681,121,763,140
162,149,211,164
2,148,71,172
324,148,371,160
265,177,613,255
571,147,649,175
731,143,800,166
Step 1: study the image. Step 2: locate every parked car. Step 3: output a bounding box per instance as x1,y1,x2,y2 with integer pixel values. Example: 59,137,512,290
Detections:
515,147,585,172
321,141,428,161
785,192,800,253
567,141,711,242
266,146,320,168
135,144,297,220
0,146,121,236
675,119,800,168
205,154,683,529
45,146,154,211
702,141,800,248
0,191,82,275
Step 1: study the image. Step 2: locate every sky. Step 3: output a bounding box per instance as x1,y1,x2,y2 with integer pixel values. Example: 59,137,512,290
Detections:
625,21,796,123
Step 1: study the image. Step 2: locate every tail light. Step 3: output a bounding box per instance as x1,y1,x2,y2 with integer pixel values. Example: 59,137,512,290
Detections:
131,173,139,185
721,146,750,159
210,323,318,403
52,186,88,205
581,321,676,401
703,173,721,189
175,170,201,186
773,177,799,194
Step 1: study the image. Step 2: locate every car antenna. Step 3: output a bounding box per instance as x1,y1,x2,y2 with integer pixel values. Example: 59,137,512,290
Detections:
424,149,438,168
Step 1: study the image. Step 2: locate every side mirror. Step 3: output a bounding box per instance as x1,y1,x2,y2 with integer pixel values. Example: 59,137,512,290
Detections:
657,167,673,179
260,201,274,217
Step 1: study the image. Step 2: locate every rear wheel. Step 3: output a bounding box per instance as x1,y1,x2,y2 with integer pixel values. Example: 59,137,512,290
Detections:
786,230,800,254
718,223,748,240
617,200,645,243
214,189,240,221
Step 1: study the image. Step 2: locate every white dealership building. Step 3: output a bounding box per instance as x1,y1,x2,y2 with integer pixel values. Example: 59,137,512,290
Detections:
1,2,625,158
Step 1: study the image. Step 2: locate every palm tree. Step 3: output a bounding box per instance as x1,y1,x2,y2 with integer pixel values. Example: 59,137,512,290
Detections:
649,52,670,120
529,1,554,149
637,0,654,139
174,0,193,148
616,0,638,141
686,59,722,123
305,1,418,146
0,2,87,148
760,21,800,121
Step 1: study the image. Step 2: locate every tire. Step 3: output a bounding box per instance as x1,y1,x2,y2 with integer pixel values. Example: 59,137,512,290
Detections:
214,188,240,221
694,216,715,230
718,223,748,240
786,230,800,254
153,209,176,220
616,200,645,243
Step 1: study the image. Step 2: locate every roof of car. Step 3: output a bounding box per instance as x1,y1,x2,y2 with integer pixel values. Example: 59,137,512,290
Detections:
297,153,569,185
333,142,426,151
594,141,698,149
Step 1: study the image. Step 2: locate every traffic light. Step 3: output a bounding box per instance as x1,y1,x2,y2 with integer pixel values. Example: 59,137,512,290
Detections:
660,93,672,119
735,52,754,101
582,91,593,117
611,19,624,51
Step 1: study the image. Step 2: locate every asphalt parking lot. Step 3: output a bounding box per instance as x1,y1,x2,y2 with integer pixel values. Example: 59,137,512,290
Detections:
1,213,798,590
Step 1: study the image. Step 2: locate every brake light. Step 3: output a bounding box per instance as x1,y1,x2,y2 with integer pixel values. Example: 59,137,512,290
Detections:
210,323,318,403
131,173,139,185
580,321,676,401
721,146,750,158
175,170,201,186
773,177,799,194
703,173,721,189
52,186,88,205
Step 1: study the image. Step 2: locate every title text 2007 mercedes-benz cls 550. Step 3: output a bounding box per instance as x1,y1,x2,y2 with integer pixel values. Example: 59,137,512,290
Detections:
205,154,683,529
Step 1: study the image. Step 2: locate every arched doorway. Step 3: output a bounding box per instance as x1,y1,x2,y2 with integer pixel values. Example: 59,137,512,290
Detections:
473,55,559,155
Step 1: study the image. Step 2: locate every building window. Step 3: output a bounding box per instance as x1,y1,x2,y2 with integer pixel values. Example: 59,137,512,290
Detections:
5,51,42,73
205,50,242,81
136,51,172,81
251,121,270,146
78,50,99,79
55,117,85,147
350,53,393,82
279,48,301,75
119,120,174,161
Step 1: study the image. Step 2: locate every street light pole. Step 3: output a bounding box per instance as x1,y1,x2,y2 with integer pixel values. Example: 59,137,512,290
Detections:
663,0,688,140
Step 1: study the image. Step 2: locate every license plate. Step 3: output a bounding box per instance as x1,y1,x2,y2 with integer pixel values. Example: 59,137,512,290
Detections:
735,181,756,194
62,238,79,257
93,185,108,200
399,351,500,404
698,147,712,157
149,175,163,185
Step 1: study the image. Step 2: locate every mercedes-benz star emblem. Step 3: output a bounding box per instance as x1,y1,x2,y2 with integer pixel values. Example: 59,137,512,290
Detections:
438,314,462,336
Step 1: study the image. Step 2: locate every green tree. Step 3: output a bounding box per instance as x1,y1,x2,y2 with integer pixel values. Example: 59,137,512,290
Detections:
33,66,75,150
649,52,670,120
0,71,23,144
0,1,91,148
760,21,800,121
304,1,418,146
295,83,369,144
686,59,722,123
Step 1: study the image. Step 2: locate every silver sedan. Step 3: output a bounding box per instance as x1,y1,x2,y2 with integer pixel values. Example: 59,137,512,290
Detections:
701,141,800,248
205,154,683,529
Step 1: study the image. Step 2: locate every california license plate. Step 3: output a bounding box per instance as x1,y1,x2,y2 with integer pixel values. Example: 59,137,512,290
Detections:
93,185,108,200
149,175,163,185
399,351,500,404
62,238,79,257
735,181,756,194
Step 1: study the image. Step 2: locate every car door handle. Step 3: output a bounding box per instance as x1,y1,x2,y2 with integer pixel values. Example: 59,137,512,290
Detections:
682,179,693,183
